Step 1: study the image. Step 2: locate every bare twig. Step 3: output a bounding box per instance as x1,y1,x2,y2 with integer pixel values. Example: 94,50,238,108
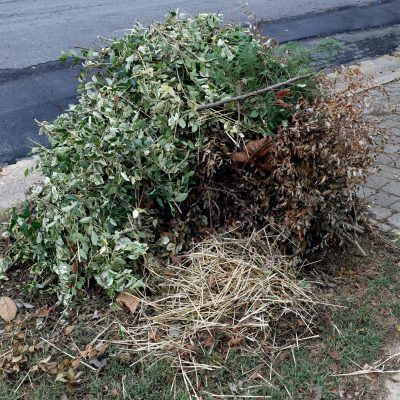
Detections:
0,349,12,359
333,369,400,377
88,321,117,347
197,74,312,111
343,222,365,234
40,337,97,371
341,231,367,257
37,274,57,289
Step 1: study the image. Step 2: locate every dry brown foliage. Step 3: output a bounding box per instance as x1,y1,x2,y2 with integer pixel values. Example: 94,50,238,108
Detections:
191,68,377,258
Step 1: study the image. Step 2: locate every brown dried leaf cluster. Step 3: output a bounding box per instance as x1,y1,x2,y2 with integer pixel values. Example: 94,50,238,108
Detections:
192,69,377,257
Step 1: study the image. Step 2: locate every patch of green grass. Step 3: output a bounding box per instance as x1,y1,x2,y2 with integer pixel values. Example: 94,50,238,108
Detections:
2,248,399,399
0,379,66,400
368,276,392,288
391,301,400,318
84,359,189,400
265,349,335,399
0,359,190,400
367,275,393,298
330,302,384,363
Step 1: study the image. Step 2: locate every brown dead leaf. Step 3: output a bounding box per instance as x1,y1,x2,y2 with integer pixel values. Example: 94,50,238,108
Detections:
0,296,17,322
274,99,291,108
95,343,109,358
35,306,51,318
80,343,108,359
232,137,273,171
202,335,214,349
328,364,339,372
170,255,184,265
55,371,68,383
249,372,264,381
116,292,140,314
229,336,243,346
64,325,75,335
11,355,23,363
148,329,162,342
328,351,342,360
15,331,25,340
39,355,52,364
30,365,39,373
275,89,292,99
71,358,81,368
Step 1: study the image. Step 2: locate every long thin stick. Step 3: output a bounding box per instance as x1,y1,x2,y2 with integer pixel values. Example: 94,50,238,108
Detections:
197,74,312,111
334,369,400,377
40,337,97,371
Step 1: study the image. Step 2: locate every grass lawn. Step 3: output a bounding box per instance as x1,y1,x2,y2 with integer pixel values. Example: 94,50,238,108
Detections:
1,233,400,399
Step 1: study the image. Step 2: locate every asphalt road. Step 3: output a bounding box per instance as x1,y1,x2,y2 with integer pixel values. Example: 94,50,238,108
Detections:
1,0,398,165
1,0,374,69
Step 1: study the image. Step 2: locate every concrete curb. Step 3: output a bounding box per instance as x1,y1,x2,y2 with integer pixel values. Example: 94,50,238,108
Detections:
0,157,43,214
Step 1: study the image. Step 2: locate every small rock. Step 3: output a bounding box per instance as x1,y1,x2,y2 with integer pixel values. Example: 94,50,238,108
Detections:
0,296,17,322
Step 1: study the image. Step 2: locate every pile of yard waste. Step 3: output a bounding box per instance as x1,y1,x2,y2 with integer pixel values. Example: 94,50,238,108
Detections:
0,12,374,305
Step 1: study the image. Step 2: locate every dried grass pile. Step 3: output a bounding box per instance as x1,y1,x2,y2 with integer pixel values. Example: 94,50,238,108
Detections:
110,230,321,395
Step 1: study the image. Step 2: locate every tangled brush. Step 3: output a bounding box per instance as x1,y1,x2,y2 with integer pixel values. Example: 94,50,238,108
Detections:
0,12,375,302
0,13,316,302
193,69,376,258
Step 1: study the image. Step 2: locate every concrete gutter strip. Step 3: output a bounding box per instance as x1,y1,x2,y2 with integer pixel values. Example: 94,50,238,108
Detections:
0,157,43,213
259,0,400,42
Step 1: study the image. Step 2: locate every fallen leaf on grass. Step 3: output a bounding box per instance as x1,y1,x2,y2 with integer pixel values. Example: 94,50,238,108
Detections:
275,89,292,99
64,325,75,335
328,351,342,360
39,355,52,364
0,296,17,322
56,368,83,383
328,364,339,372
202,335,215,349
15,331,25,340
148,329,162,342
229,336,243,346
11,355,23,363
35,306,52,318
116,292,140,314
71,358,81,368
80,343,109,359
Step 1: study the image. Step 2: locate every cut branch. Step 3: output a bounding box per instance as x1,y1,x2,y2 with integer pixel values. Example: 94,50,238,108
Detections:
197,74,312,111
